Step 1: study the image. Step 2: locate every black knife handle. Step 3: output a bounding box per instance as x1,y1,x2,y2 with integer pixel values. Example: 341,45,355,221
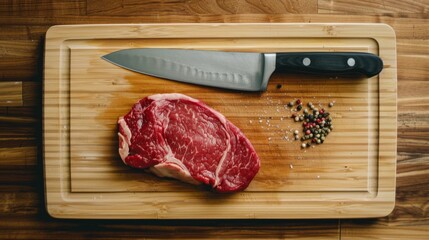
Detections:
275,52,383,78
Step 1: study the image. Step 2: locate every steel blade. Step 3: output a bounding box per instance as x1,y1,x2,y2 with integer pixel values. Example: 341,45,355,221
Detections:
102,48,276,91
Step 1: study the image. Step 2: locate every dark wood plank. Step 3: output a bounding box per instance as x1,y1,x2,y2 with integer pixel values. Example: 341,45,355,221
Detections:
0,215,340,239
0,26,49,40
0,15,427,40
0,105,40,149
86,0,318,16
318,0,429,18
0,146,37,167
397,39,429,154
22,81,42,107
0,0,86,16
0,40,42,82
0,82,22,106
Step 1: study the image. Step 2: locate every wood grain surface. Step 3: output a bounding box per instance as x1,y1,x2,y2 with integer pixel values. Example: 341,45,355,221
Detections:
0,0,428,238
43,23,396,219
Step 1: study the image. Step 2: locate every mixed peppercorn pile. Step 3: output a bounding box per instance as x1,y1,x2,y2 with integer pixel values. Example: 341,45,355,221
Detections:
288,99,334,149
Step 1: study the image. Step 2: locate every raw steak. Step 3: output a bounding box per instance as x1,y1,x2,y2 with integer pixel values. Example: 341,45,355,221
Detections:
118,93,260,192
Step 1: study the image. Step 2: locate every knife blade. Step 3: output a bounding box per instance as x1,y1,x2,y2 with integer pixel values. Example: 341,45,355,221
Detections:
101,48,383,91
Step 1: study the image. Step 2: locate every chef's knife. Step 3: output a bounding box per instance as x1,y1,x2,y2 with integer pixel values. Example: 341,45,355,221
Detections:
102,48,383,91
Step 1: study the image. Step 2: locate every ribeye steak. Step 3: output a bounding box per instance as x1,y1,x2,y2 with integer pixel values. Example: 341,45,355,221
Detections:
118,93,260,192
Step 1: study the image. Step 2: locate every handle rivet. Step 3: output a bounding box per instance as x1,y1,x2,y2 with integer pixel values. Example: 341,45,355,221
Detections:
303,57,311,66
347,58,356,67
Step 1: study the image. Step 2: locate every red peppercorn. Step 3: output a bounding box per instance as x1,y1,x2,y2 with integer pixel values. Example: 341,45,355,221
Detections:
319,109,324,114
316,119,322,123
306,130,311,135
312,138,317,143
291,113,297,118
296,99,302,105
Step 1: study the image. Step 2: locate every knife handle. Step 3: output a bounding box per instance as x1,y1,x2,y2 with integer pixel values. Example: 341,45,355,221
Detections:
275,52,383,78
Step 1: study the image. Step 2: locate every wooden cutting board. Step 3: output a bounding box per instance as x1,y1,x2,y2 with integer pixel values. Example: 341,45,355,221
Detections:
44,23,397,219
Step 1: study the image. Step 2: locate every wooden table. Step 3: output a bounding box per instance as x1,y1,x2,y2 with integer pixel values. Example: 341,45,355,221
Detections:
0,1,428,239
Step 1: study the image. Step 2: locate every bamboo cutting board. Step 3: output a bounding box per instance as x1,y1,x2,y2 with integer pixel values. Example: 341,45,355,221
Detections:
44,23,397,219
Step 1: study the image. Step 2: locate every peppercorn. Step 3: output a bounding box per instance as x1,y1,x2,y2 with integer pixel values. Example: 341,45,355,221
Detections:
329,102,334,107
290,100,333,148
301,143,306,148
288,101,294,107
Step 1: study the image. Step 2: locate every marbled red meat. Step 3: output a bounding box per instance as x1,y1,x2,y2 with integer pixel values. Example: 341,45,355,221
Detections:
118,93,260,192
